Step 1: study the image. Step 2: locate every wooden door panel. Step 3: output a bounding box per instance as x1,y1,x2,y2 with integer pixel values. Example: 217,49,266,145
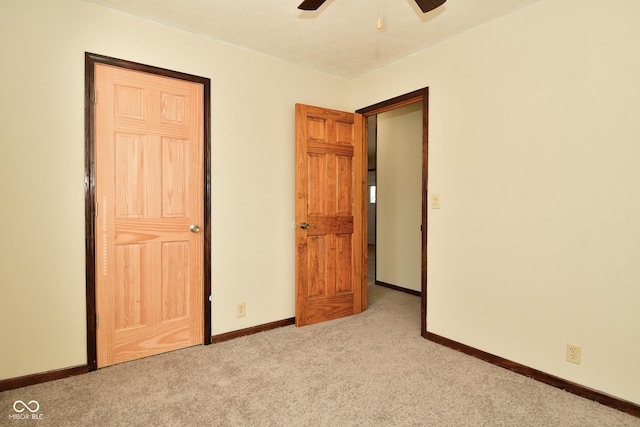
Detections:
295,104,365,326
161,138,189,217
307,116,327,142
114,243,146,330
114,84,144,120
307,236,327,298
335,121,354,145
335,234,353,295
114,134,147,218
305,234,353,299
161,241,189,320
307,154,328,215
336,155,353,215
161,93,187,124
96,64,203,367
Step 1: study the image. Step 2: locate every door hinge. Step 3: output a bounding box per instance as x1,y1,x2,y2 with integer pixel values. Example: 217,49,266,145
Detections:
96,313,99,328
95,201,99,217
93,89,98,105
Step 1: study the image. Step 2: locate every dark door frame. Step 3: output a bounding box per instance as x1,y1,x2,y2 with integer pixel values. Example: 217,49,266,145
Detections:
356,87,429,336
84,52,212,371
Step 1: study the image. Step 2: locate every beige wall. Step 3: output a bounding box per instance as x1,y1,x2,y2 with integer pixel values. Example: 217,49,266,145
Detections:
0,0,350,380
351,0,640,405
376,103,422,292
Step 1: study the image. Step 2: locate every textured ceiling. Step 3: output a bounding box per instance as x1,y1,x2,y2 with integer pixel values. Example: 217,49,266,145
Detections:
83,0,539,79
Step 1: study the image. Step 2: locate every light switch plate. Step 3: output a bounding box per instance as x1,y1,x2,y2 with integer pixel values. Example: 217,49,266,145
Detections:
431,194,441,209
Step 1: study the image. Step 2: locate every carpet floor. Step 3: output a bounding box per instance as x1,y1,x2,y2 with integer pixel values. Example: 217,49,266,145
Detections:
1,285,639,426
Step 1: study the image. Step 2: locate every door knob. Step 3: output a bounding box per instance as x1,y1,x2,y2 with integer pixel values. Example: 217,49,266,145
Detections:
300,223,310,230
190,224,201,233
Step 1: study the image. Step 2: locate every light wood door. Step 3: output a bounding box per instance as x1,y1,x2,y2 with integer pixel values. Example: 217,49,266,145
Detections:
295,104,366,326
95,64,204,367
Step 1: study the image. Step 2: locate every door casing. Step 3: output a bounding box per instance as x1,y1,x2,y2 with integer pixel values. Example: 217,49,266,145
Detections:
84,52,212,371
356,87,429,336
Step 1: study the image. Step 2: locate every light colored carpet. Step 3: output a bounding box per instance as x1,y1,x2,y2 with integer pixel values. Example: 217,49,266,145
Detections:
2,285,638,426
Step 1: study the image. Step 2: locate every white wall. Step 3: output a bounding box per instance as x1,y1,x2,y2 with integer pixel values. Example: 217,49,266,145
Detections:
0,0,350,380
351,0,640,405
376,103,422,292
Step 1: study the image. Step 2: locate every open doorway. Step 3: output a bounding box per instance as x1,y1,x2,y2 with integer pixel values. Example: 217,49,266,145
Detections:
357,88,429,336
370,102,422,296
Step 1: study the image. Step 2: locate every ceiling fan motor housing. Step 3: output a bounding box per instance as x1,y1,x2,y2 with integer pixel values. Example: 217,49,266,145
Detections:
298,0,446,13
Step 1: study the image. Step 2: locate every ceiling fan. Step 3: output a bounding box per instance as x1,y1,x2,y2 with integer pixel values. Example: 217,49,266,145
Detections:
298,0,446,14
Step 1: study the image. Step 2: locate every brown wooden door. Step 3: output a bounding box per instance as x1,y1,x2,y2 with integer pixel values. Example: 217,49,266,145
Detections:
95,64,204,367
295,104,366,326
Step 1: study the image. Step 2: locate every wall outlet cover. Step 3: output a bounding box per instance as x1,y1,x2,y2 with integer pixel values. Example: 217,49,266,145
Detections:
566,343,581,365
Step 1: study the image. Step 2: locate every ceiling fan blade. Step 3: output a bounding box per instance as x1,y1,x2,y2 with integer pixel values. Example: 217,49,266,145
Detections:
298,0,327,11
414,0,446,13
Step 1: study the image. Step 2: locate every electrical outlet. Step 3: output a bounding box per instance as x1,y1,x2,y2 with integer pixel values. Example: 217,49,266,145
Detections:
236,302,246,318
566,343,581,364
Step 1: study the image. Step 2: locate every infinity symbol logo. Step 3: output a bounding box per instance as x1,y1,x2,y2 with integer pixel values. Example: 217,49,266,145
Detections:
13,400,40,413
